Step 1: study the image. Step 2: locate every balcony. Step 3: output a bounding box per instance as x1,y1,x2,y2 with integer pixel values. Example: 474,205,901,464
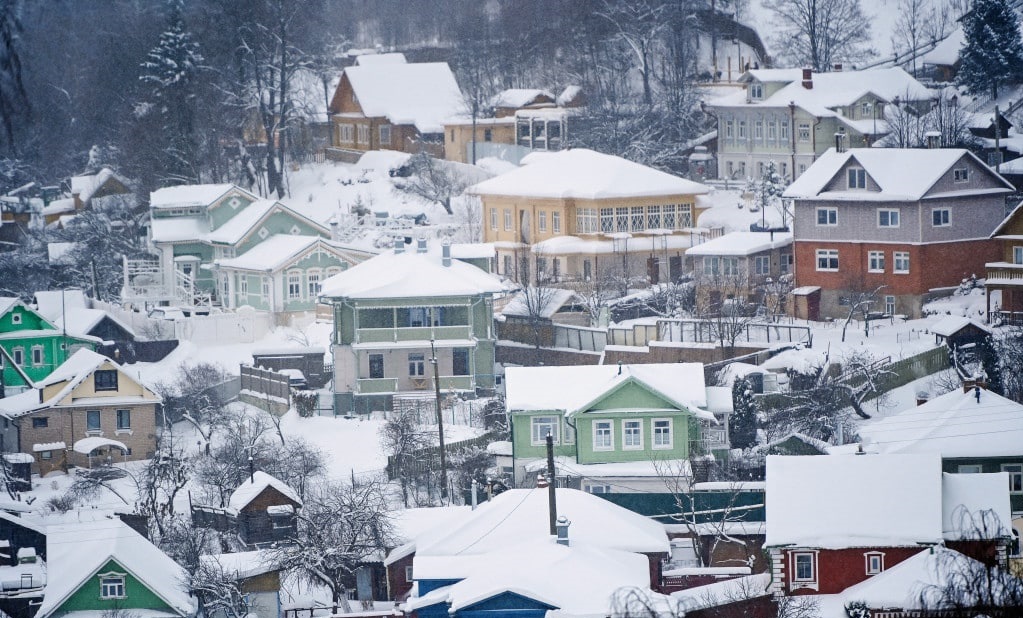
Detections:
356,325,472,344
985,262,1023,286
355,375,474,395
356,378,398,394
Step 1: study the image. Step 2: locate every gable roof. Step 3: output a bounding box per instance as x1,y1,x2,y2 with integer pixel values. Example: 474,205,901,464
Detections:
228,471,302,512
858,387,1023,458
929,315,992,337
468,149,710,200
33,289,89,317
783,148,1013,201
505,363,712,419
0,297,58,331
765,454,944,549
319,246,510,300
685,231,793,257
341,62,464,133
206,200,329,246
149,184,255,210
215,234,370,273
37,518,196,618
491,89,555,109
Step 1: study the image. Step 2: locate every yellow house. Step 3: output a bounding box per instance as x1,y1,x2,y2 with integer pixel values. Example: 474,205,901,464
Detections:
467,149,712,285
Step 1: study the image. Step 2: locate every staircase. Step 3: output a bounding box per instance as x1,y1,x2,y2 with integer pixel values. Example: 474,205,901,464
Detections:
173,269,212,309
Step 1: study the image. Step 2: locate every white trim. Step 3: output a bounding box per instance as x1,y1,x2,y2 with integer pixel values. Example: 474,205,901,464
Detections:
592,419,614,451
1002,463,1023,494
622,419,643,450
864,551,885,575
789,550,819,591
652,418,673,450
877,208,901,228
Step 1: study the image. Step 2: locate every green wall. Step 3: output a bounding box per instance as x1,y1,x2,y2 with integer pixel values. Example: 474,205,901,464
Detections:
510,412,576,460
208,193,255,229
1,305,95,387
55,559,174,614
234,212,324,254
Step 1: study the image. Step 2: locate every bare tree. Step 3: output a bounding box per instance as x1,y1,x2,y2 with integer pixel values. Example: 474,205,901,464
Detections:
454,195,484,244
891,0,933,74
596,0,668,106
189,557,254,618
153,362,232,452
692,264,761,355
131,435,194,540
393,152,478,215
764,0,874,71
837,276,886,342
519,282,561,361
380,408,438,507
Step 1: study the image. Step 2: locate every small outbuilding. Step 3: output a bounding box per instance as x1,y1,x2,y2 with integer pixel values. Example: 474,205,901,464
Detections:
228,471,302,547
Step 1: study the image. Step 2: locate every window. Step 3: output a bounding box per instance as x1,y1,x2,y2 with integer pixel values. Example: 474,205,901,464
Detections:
585,484,612,494
664,204,678,229
287,271,302,300
754,255,770,275
725,120,734,139
750,82,763,99
792,552,816,584
12,348,23,366
958,464,983,473
40,450,52,460
504,209,512,231
87,410,101,431
31,346,43,366
577,208,598,234
754,121,763,140
623,420,643,449
861,101,872,117
538,210,547,232
780,253,793,273
647,205,661,229
865,552,884,575
307,271,321,298
32,417,48,429
885,295,896,315
816,249,839,271
368,354,384,379
894,251,910,274
868,251,885,273
405,566,414,583
357,124,370,144
552,211,561,233
767,121,777,141
339,124,354,142
116,409,131,430
583,259,592,281
798,123,810,142
704,257,720,276
738,121,746,139
379,124,391,145
239,275,248,297
816,208,837,226
94,370,118,391
1015,246,1023,265
99,573,126,599
722,257,739,275
1003,464,1023,493
408,353,425,377
780,121,789,140
848,168,866,189
11,312,21,324
653,419,673,449
631,206,645,231
261,276,269,298
531,416,560,445
490,208,498,230
593,420,613,450
878,209,900,228
484,128,492,142
615,207,629,232
452,348,469,376
932,209,950,227
953,167,969,183
503,255,513,276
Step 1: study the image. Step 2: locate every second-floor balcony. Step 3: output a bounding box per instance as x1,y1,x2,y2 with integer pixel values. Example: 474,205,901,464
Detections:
986,262,1023,287
356,375,475,394
355,325,473,344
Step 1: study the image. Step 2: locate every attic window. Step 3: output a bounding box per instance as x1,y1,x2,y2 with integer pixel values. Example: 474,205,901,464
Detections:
11,313,21,324
228,197,242,209
258,226,270,239
865,551,885,575
749,82,763,100
847,168,866,189
99,572,126,599
94,370,118,391
290,225,302,235
953,168,969,183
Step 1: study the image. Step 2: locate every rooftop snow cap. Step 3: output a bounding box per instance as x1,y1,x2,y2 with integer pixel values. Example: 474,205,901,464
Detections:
556,516,571,546
801,67,813,89
394,237,405,253
442,242,452,267
417,237,428,253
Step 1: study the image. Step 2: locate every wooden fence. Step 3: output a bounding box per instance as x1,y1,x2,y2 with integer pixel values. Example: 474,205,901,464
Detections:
385,431,495,481
240,364,291,415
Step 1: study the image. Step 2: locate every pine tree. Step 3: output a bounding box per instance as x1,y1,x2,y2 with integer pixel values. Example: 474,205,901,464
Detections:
957,0,1023,99
729,377,759,450
0,0,28,155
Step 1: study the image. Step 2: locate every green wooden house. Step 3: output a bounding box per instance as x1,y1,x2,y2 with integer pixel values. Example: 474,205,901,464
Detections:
504,363,718,493
320,239,511,415
0,298,98,390
35,518,196,618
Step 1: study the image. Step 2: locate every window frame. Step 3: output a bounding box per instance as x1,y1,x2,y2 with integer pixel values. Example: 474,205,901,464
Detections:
32,417,48,429
652,418,673,449
379,124,392,145
116,409,131,431
953,167,969,183
865,551,885,575
815,249,839,272
12,347,23,366
99,572,127,600
10,313,21,324
287,270,302,300
357,124,370,144
1013,246,1023,265
87,410,101,432
893,251,910,274
791,551,817,585
622,419,643,450
868,251,885,273
592,420,614,451
847,167,866,189
1003,463,1023,494
307,270,322,298
490,208,498,231
798,123,810,142
958,464,983,473
31,345,43,366
877,208,901,228
530,416,560,445
816,207,838,226
932,208,951,227
754,255,770,275
408,353,425,377
368,353,384,380
94,370,118,392
503,209,512,231
538,210,547,232
552,211,561,233
749,82,764,100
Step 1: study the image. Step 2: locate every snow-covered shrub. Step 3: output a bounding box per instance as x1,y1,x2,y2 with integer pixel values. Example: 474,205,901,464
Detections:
844,600,869,618
293,390,318,418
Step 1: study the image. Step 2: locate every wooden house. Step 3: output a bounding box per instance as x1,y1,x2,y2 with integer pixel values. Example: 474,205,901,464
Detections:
228,471,302,547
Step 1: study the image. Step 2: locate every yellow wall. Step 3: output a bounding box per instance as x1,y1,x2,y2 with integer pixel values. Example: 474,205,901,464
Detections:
43,362,159,405
443,122,516,163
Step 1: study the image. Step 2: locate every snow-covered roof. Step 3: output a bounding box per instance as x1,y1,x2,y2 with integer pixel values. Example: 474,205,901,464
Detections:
505,363,712,418
72,437,128,455
204,199,278,244
42,307,135,339
201,550,278,579
149,183,247,210
524,456,691,481
858,386,1023,459
0,297,56,329
491,88,554,109
354,52,407,66
384,505,473,566
343,62,464,133
532,231,705,257
712,67,932,117
228,471,302,511
412,488,668,572
784,147,1013,200
468,149,710,200
37,518,196,618
685,231,792,257
500,288,580,319
412,539,650,616
919,26,964,66
70,168,126,203
41,198,75,216
319,246,511,300
929,315,992,337
34,289,88,316
671,573,771,611
941,472,1012,541
765,454,944,549
556,85,583,107
149,215,207,243
216,235,358,272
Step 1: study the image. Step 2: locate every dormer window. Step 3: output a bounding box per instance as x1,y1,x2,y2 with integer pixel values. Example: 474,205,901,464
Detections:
750,82,764,100
865,551,885,575
953,167,969,183
847,167,866,189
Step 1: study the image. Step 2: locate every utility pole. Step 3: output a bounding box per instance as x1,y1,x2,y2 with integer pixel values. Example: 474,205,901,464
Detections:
430,339,449,502
546,432,557,535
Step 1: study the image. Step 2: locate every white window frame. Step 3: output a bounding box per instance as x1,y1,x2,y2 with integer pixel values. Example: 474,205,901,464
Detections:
652,418,673,449
239,275,248,297
816,207,837,226
339,124,354,143
738,121,746,139
815,249,839,272
754,121,763,140
754,255,770,275
379,124,392,145
585,484,612,494
592,420,614,451
725,120,734,139
577,208,597,234
622,419,643,450
12,347,23,366
1002,463,1023,494
287,270,302,300
11,313,21,324
885,295,896,315
357,124,370,144
953,167,969,183
490,208,498,231
868,251,885,273
780,121,789,140
503,209,512,231
261,276,270,299
848,167,866,189
307,270,322,298
767,121,777,141
798,123,810,142
405,565,414,583
31,345,43,366
531,416,560,445
932,208,951,227
552,211,561,233
893,251,910,274
865,551,885,575
99,572,127,599
538,210,547,232
1013,246,1023,265
791,551,818,588
878,208,901,228
408,353,425,377
749,82,764,100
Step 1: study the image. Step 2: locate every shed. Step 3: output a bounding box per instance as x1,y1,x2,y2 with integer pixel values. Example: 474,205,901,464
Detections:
930,315,992,349
229,471,302,547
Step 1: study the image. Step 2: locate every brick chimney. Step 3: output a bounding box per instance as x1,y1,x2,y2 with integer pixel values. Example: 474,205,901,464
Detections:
833,63,843,72
801,68,813,89
962,377,987,393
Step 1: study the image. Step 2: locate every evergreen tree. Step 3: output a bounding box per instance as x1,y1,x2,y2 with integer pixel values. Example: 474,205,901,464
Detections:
729,377,759,450
957,0,1023,99
0,0,28,155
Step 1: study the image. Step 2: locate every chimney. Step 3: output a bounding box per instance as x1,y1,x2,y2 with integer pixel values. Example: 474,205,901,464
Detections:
330,220,339,242
536,473,549,488
801,68,813,89
394,237,405,254
417,238,428,254
915,390,930,406
442,242,452,267
925,131,940,149
835,131,846,153
556,516,571,546
962,377,987,393
833,63,843,72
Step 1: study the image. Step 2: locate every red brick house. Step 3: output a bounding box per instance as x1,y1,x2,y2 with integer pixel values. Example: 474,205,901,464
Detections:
764,454,1013,611
784,148,1013,319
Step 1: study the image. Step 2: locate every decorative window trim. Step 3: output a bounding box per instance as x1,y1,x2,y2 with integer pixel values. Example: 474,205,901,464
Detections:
652,418,673,450
11,313,21,324
622,419,643,450
228,197,242,209
790,550,819,591
31,345,44,366
865,551,885,575
289,225,302,235
98,571,127,599
592,420,614,451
